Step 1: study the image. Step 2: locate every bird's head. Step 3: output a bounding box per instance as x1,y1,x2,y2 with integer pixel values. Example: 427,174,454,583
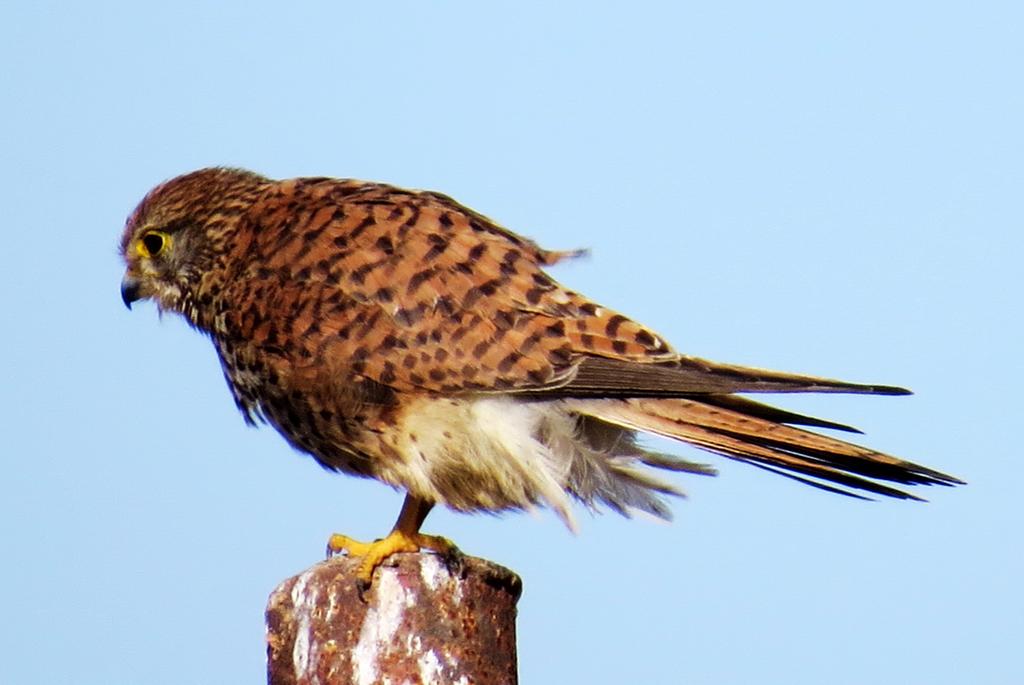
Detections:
120,167,271,319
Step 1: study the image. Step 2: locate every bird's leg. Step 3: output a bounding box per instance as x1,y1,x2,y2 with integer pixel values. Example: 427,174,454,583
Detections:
326,494,461,588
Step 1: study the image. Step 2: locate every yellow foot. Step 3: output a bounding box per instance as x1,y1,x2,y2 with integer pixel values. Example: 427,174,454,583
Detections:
326,529,461,588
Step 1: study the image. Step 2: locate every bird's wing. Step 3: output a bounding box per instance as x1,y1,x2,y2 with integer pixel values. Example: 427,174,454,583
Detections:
238,177,908,398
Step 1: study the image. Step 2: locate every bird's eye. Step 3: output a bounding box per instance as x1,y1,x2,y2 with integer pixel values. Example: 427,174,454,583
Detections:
137,231,171,258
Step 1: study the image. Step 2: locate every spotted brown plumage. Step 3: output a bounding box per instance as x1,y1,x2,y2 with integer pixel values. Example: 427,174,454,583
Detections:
120,167,962,584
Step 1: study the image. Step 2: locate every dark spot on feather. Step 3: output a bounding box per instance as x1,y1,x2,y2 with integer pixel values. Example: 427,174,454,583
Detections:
525,287,544,305
520,332,541,354
435,296,456,316
494,310,515,330
333,236,348,248
461,364,477,378
492,378,513,390
407,268,435,294
380,362,397,384
438,212,454,228
394,305,424,326
359,378,397,406
380,334,404,350
350,259,386,285
375,236,394,254
453,261,473,274
463,287,485,308
580,333,595,348
410,373,425,385
550,345,573,364
635,329,657,346
350,214,375,241
435,348,449,363
468,243,487,260
402,205,420,227
479,278,501,296
375,287,394,303
527,368,550,384
415,331,429,345
612,340,628,354
605,314,627,338
531,272,552,287
580,302,598,315
545,321,565,337
424,241,448,262
498,351,522,373
428,369,446,382
354,311,382,340
403,354,417,369
472,340,490,359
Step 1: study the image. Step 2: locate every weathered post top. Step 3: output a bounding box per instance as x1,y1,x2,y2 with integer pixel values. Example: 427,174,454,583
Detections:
266,554,523,685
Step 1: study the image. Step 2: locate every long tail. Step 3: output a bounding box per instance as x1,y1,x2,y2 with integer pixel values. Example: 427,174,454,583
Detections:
564,397,963,501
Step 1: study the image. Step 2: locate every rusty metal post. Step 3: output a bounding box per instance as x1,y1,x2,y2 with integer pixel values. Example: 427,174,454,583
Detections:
266,554,522,685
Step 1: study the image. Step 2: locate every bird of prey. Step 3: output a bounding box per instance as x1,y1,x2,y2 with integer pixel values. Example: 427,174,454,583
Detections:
120,167,961,585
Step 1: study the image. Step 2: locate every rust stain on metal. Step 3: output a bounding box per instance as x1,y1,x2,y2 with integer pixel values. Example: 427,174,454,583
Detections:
267,554,522,685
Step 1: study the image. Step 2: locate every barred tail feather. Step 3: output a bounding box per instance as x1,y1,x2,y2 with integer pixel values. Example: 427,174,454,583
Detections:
564,398,962,501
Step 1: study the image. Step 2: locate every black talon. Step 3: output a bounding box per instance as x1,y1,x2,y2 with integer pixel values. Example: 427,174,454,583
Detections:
442,545,465,577
356,576,372,602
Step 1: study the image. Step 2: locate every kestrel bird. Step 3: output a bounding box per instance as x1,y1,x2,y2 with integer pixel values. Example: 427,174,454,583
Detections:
120,168,961,584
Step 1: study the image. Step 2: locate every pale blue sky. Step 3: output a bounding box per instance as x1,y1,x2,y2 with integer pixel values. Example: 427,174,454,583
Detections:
2,2,1021,683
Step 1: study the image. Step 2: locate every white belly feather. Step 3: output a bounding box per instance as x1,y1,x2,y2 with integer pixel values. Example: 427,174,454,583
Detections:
374,396,709,528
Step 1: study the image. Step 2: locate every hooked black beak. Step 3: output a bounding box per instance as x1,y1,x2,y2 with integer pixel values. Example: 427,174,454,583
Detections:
121,275,141,309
